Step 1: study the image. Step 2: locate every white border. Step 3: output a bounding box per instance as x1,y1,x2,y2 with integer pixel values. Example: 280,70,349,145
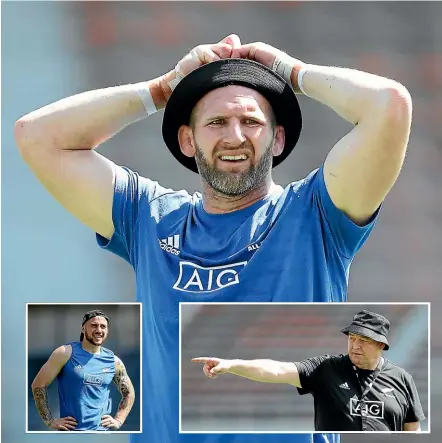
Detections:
0,2,3,440
179,300,182,435
25,302,143,434
179,301,430,434
428,301,431,433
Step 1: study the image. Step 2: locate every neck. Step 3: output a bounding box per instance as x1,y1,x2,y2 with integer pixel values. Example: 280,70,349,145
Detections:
81,340,101,354
201,178,276,214
355,355,382,370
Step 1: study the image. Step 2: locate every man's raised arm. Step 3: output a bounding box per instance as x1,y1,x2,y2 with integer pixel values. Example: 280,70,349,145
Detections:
233,43,412,225
300,63,411,225
14,79,163,240
14,35,240,239
191,357,302,387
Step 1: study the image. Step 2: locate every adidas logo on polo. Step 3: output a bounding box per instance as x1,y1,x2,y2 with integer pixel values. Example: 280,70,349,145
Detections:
159,234,180,255
339,382,350,389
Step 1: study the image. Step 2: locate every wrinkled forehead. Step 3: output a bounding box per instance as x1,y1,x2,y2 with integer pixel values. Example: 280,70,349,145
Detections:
348,332,376,343
192,85,273,118
84,316,108,327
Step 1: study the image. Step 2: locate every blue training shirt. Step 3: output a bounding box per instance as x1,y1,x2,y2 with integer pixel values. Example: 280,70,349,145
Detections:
56,341,115,430
97,165,379,443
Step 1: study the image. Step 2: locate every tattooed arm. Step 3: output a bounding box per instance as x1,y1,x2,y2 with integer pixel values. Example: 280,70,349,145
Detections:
105,356,135,429
32,386,54,426
31,345,74,429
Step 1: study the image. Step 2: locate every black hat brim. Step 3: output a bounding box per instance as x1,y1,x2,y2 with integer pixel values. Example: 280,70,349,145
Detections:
162,58,302,174
341,325,390,351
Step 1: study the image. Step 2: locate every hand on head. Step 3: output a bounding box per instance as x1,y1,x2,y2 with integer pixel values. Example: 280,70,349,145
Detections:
231,42,280,69
176,34,242,77
176,36,304,88
177,35,279,77
232,41,305,87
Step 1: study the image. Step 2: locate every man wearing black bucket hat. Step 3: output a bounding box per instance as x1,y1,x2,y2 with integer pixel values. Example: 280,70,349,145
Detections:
17,32,412,443
193,310,425,432
31,310,135,431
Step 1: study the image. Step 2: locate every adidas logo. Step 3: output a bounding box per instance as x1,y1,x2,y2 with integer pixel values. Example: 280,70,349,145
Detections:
339,382,350,390
159,235,180,256
162,235,180,249
73,365,83,373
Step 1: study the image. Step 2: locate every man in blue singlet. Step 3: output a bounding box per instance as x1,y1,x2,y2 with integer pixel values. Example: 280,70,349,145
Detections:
31,310,135,431
17,33,412,443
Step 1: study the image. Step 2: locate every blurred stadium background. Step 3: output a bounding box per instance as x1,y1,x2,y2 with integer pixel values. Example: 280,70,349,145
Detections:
181,303,429,432
2,1,440,443
26,304,141,432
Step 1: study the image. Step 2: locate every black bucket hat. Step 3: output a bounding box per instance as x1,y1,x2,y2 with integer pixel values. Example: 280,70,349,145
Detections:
162,58,302,174
341,310,390,350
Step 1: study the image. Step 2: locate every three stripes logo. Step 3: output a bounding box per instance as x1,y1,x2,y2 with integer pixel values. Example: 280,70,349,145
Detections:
159,235,180,256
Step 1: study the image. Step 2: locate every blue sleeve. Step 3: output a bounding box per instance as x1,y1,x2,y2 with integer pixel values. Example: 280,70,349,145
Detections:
95,166,163,265
315,166,381,259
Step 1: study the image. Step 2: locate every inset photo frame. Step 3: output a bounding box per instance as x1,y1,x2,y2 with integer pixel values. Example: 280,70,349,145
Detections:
26,303,142,433
180,302,430,434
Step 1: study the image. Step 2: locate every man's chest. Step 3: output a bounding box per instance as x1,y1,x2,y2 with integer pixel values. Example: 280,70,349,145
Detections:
64,358,115,389
320,368,408,427
135,213,338,301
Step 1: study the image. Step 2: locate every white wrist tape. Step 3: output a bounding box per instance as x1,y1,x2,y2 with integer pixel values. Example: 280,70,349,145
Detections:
297,66,309,96
133,82,157,116
167,65,185,92
272,52,296,85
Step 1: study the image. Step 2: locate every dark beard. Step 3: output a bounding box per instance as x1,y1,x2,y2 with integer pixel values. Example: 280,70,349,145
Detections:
84,330,103,346
194,143,273,196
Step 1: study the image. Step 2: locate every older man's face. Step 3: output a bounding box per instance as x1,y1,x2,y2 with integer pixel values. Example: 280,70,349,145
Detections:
348,333,384,369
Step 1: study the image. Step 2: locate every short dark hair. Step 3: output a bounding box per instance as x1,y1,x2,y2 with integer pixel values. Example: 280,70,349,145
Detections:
80,310,110,341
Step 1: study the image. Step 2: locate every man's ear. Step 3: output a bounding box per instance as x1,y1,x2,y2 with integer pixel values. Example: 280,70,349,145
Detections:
272,125,285,157
178,125,196,157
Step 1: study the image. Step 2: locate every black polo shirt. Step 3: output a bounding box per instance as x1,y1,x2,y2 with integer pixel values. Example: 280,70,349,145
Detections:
294,353,425,431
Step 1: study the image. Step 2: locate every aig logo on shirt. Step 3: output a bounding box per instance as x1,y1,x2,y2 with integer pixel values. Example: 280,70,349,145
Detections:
173,261,247,292
350,399,385,418
83,373,103,386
